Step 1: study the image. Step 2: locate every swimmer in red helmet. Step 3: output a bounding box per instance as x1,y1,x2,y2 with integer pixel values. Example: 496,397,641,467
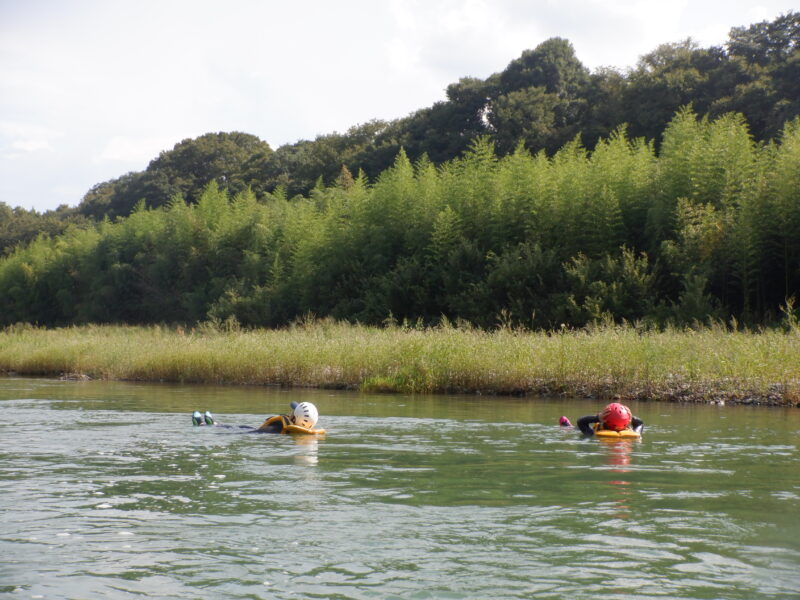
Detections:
576,402,644,436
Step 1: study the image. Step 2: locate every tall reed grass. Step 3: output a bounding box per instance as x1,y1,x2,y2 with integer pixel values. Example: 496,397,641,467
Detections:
1,321,798,405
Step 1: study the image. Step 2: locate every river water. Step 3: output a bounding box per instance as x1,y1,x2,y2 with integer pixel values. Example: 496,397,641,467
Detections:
1,377,798,599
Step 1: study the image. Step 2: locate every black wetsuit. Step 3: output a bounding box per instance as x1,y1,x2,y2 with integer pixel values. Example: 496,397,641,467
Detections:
203,416,288,434
196,404,296,433
576,414,644,436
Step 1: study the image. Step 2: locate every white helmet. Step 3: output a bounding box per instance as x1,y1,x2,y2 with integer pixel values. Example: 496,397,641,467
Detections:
292,402,319,429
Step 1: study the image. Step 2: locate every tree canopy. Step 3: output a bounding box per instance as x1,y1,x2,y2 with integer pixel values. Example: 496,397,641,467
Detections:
11,11,786,230
1,12,799,330
1,109,799,329
78,132,273,220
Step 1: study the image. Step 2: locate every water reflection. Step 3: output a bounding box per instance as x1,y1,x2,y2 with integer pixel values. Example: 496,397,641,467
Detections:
601,438,634,475
293,435,319,467
598,439,636,520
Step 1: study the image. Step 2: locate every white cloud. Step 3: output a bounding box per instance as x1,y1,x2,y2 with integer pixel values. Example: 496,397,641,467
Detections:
0,121,59,139
0,121,61,159
93,136,177,165
11,139,53,153
387,0,535,78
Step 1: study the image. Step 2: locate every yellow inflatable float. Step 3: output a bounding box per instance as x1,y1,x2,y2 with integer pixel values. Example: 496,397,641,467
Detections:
259,414,326,435
593,425,641,440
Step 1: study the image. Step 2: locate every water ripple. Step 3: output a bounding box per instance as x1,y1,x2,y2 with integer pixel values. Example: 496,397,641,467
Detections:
2,387,799,599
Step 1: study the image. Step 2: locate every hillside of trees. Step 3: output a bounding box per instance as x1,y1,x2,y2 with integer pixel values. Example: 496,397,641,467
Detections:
0,12,798,329
1,107,799,329
2,12,797,237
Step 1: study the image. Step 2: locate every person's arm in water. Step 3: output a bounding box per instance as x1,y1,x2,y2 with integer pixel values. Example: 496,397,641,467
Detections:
577,414,644,435
576,415,599,436
256,415,289,433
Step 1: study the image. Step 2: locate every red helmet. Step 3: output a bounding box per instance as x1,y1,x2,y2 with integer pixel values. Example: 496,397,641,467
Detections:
600,403,632,431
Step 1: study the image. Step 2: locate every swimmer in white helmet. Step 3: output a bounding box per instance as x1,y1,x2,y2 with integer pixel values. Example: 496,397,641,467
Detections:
191,401,321,434
256,401,319,433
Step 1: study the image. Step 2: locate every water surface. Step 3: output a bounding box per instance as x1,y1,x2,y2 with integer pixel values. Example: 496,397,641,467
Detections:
1,378,798,599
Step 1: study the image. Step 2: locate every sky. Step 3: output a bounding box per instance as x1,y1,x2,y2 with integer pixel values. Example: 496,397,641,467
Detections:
1,0,796,213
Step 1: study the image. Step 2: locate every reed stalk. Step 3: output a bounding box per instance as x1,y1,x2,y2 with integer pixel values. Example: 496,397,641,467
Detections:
1,321,798,405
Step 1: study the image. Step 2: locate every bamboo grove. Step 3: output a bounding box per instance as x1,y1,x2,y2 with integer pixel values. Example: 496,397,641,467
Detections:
1,109,799,330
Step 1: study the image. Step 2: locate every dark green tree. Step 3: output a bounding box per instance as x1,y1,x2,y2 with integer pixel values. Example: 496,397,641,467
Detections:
77,132,272,219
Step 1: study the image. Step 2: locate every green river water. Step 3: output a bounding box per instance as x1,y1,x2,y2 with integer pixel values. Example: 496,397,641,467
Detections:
1,377,798,599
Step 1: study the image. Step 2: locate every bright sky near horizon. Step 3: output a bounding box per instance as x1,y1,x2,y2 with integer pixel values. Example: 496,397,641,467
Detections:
1,0,796,213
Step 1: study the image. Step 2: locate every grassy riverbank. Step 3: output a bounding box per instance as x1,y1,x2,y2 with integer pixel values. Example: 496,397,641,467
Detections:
1,321,798,405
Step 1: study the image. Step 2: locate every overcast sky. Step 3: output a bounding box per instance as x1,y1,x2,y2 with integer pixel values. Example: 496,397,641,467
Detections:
1,0,796,212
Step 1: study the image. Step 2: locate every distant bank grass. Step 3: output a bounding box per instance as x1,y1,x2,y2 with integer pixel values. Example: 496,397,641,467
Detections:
1,320,798,405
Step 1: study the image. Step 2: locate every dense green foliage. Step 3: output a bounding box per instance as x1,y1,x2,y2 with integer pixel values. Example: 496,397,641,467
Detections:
80,13,800,212
2,12,797,250
1,109,799,329
0,203,91,257
78,132,273,220
1,13,797,329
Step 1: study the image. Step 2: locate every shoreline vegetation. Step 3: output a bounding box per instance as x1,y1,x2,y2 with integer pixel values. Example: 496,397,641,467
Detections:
1,321,798,406
3,111,800,333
